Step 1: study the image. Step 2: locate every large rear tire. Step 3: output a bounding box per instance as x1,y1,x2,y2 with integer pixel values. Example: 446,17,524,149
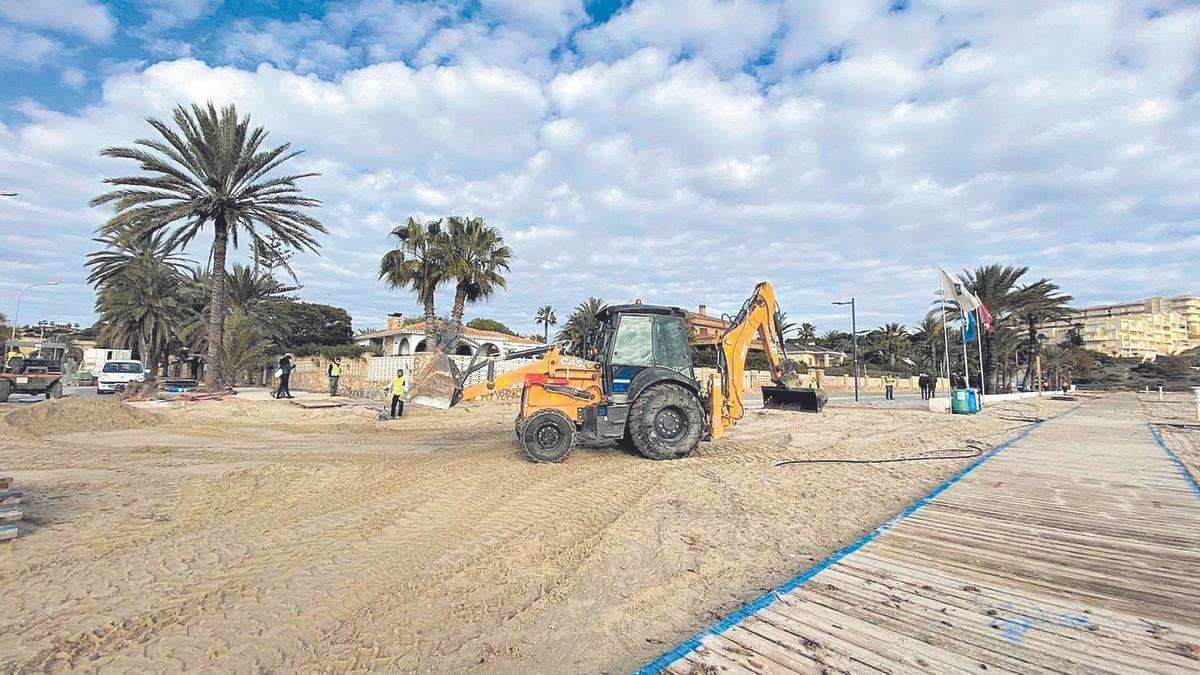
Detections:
47,381,63,400
520,410,575,463
0,380,10,403
629,383,704,460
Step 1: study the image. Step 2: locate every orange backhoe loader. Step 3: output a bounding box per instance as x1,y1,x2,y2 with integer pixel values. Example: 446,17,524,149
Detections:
410,281,825,462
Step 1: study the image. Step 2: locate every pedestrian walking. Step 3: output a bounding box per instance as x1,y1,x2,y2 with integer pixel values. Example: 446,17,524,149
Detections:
918,373,928,400
273,353,294,399
328,357,342,396
884,373,896,400
388,368,407,418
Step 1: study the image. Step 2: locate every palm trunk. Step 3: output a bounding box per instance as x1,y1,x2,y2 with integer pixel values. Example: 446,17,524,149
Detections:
450,283,467,334
543,323,548,344
204,217,229,387
422,293,437,344
139,335,156,382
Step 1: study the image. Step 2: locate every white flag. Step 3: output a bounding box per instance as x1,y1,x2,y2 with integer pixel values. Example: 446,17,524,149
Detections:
940,268,980,311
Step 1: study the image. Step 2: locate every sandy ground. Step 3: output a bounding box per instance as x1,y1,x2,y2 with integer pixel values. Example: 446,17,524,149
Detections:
1140,391,1200,482
0,393,1070,673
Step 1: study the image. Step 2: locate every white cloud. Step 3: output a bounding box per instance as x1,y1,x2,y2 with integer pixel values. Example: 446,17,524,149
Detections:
575,0,781,70
60,66,86,88
1,1,1199,333
0,0,115,41
0,24,58,63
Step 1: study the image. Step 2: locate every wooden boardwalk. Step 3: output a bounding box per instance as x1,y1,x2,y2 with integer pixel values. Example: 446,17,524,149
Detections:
639,394,1200,674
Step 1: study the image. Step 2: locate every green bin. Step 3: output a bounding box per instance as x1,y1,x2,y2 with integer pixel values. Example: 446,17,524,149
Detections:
951,389,971,414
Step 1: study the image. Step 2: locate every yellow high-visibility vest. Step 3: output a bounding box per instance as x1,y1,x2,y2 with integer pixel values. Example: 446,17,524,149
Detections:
884,376,896,386
391,375,407,396
330,362,342,377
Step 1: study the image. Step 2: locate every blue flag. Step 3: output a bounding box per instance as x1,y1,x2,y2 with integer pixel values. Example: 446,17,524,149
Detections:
962,311,977,343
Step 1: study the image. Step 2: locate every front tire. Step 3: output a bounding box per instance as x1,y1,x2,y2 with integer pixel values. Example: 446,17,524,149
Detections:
629,384,704,460
0,380,10,403
47,381,63,400
520,410,575,463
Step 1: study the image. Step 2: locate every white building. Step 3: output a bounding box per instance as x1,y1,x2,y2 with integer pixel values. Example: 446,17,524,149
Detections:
81,347,133,374
356,314,543,358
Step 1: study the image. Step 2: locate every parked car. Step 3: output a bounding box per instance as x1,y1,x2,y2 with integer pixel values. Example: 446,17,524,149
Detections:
96,360,145,393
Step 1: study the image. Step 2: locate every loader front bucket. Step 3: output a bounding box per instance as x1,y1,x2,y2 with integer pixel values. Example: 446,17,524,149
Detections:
407,349,463,409
761,386,827,413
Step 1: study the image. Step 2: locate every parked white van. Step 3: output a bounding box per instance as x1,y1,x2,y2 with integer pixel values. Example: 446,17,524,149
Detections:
96,360,145,393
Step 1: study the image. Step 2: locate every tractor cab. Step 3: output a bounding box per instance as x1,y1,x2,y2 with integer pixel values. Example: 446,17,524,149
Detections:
588,305,697,404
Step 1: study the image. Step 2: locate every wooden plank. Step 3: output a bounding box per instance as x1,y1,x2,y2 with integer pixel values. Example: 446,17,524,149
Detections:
0,524,16,541
0,491,21,507
0,507,22,523
0,476,11,490
641,395,1200,673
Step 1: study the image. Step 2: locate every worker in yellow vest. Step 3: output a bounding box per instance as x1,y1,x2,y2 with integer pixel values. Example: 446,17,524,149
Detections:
327,357,343,396
883,374,896,400
4,346,21,372
387,368,407,418
808,370,820,390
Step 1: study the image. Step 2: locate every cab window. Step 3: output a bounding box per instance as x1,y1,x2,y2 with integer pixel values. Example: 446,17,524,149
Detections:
653,315,691,372
610,315,653,366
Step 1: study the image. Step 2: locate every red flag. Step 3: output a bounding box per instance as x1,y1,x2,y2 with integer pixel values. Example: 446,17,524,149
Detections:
979,304,994,333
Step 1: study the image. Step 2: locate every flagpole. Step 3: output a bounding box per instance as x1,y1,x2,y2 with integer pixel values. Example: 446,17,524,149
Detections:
940,288,950,400
975,308,986,403
961,310,971,389
936,270,945,401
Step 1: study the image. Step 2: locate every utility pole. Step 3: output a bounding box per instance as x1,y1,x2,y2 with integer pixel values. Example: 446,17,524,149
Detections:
833,298,859,402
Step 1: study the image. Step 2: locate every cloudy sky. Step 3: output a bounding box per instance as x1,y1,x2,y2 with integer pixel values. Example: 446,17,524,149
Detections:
1,0,1197,336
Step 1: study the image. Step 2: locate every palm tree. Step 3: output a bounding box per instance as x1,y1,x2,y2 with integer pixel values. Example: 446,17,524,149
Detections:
909,314,945,373
1017,280,1073,388
90,102,325,386
958,265,1072,391
557,297,607,356
380,217,447,340
86,231,193,287
444,217,512,334
819,329,850,352
870,322,910,368
212,308,269,388
535,305,557,343
796,322,817,344
95,260,183,381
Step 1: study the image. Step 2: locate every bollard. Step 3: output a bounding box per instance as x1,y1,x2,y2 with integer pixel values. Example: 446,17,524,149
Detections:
1193,387,1200,422
1144,385,1150,395
1158,386,1164,402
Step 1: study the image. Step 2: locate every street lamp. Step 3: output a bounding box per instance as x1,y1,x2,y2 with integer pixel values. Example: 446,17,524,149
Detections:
832,298,859,402
11,281,58,344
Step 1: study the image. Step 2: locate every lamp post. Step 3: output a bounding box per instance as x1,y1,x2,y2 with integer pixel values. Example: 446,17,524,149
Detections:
10,281,58,345
833,298,859,402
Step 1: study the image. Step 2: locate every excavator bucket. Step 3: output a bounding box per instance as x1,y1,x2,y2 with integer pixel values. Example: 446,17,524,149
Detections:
406,349,462,409
761,386,827,413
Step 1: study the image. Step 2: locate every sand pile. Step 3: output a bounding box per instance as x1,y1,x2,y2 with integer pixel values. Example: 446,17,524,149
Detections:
6,397,160,435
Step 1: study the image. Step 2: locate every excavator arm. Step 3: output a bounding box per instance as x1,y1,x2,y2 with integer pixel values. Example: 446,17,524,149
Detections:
708,281,821,439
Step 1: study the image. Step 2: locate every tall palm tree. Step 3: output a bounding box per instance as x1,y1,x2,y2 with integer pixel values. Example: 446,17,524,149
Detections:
958,264,1072,391
557,297,607,356
796,322,817,344
90,102,325,386
95,260,183,381
1017,280,1072,388
379,217,447,340
444,217,512,335
535,305,557,343
909,313,944,372
870,322,910,368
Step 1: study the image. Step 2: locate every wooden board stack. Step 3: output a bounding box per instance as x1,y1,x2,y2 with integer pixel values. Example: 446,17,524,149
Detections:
0,476,20,542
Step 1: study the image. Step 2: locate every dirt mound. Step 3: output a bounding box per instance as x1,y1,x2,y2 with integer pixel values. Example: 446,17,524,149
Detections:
6,397,160,436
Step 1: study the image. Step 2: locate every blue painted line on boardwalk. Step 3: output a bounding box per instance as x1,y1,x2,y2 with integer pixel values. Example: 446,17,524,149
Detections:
1147,422,1200,501
636,416,1055,674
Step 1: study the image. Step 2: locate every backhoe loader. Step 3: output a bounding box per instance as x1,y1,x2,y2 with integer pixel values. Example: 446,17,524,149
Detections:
408,281,826,462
